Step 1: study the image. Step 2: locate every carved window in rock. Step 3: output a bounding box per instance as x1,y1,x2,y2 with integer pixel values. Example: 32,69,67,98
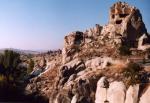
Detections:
119,14,129,18
112,14,115,19
74,32,84,45
116,20,122,24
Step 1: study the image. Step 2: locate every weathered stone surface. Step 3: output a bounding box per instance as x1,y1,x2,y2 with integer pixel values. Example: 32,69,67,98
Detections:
138,34,150,50
107,81,126,103
25,2,150,103
71,94,78,103
125,84,139,103
62,2,150,64
85,57,113,70
109,2,147,42
95,77,109,103
139,85,150,103
62,31,84,64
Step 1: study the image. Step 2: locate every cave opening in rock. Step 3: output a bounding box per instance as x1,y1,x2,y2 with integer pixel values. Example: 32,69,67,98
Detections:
112,14,115,19
74,32,84,45
119,14,129,18
116,20,122,24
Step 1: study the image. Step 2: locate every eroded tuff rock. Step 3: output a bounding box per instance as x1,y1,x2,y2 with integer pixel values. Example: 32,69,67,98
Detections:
25,2,150,103
62,2,150,64
107,81,126,103
139,84,150,103
109,2,147,40
95,77,109,103
125,84,139,103
95,78,150,103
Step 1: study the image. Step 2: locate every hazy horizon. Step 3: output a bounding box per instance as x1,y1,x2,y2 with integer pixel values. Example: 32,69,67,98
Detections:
0,0,150,50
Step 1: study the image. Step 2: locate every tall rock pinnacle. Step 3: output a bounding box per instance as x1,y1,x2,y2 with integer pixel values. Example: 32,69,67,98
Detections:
108,1,148,47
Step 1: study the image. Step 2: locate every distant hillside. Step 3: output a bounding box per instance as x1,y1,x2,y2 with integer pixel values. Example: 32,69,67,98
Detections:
0,48,41,55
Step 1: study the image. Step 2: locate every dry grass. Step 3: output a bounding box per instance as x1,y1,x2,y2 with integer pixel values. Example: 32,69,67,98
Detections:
109,63,127,74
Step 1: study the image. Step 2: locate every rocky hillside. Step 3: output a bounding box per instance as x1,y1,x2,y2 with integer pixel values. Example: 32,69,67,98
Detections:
26,2,150,103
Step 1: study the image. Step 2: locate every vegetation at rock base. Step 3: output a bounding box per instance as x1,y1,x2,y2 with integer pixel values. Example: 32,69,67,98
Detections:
27,59,34,74
119,45,131,56
122,62,142,87
0,50,47,102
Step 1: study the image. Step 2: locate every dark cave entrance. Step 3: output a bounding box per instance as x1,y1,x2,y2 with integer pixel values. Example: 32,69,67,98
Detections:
116,20,122,24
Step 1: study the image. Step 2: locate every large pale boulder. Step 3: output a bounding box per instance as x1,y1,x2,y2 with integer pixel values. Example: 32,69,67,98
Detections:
71,94,78,103
125,84,139,103
85,57,102,70
95,77,109,103
85,57,113,70
139,85,150,103
107,81,126,103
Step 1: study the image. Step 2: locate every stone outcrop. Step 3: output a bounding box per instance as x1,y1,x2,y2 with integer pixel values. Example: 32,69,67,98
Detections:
107,81,126,103
139,85,150,103
62,2,150,64
25,2,150,103
95,77,109,103
125,84,139,103
95,79,150,103
109,2,148,47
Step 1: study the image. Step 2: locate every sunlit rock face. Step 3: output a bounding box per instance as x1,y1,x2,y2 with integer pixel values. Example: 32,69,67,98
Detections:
125,84,139,103
62,25,104,64
95,77,109,103
107,2,149,48
25,2,150,103
107,81,126,103
107,1,148,47
62,31,84,64
62,2,150,64
139,85,150,103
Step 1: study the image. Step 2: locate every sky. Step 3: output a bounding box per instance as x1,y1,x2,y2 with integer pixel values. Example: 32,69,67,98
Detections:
0,0,150,50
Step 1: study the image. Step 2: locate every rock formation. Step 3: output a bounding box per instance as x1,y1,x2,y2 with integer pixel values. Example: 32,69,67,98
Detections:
25,2,150,103
139,85,150,103
125,84,139,103
62,2,150,64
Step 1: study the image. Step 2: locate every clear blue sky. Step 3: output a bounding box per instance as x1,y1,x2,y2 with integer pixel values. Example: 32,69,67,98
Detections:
0,0,150,50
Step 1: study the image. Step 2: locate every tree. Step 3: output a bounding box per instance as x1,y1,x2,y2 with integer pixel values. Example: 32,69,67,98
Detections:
0,50,21,83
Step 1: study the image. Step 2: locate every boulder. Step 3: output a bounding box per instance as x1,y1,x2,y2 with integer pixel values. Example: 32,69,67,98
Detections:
85,57,102,69
85,57,113,70
71,94,78,103
107,81,126,103
95,77,109,103
125,84,139,103
26,2,150,103
139,85,150,103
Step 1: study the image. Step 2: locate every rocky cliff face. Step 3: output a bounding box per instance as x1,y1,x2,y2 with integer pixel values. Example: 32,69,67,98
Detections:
25,2,150,103
62,2,150,64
